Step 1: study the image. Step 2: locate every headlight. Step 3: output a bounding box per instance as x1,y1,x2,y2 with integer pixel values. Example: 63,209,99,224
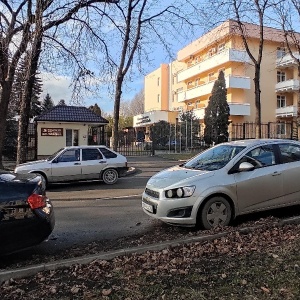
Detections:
165,186,195,199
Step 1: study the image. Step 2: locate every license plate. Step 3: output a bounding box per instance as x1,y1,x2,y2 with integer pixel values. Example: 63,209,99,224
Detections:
142,201,153,213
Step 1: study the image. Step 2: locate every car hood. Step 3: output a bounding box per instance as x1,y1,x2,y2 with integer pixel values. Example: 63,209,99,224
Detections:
16,159,47,168
146,165,214,189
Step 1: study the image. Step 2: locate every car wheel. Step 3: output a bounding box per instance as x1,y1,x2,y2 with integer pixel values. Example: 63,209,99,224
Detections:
102,168,118,184
198,197,232,230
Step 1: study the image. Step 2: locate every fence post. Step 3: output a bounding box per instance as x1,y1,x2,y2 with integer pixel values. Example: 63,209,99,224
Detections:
243,123,246,140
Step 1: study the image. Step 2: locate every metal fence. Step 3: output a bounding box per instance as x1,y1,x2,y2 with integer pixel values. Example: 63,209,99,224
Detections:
3,121,297,162
230,122,294,141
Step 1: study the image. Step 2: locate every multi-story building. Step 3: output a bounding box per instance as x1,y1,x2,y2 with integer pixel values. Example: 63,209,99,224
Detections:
133,19,300,140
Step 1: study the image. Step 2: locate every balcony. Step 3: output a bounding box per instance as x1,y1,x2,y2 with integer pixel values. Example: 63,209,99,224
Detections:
276,53,300,68
177,75,251,102
276,106,297,117
193,102,250,120
275,79,299,92
177,49,250,82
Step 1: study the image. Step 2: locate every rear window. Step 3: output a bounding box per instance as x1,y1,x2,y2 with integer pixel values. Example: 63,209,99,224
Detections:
99,147,117,159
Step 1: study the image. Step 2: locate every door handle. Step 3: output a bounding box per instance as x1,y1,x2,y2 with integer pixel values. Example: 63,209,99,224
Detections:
74,162,81,165
272,171,281,176
99,161,107,164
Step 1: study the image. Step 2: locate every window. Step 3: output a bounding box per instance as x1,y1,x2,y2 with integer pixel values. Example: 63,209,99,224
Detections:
157,77,160,86
208,72,216,81
277,47,286,58
58,149,80,162
173,75,177,84
82,148,102,161
157,94,160,103
218,43,225,52
242,145,275,167
277,95,286,108
99,147,117,158
66,129,79,146
277,71,286,82
278,143,300,163
208,47,216,57
277,123,286,135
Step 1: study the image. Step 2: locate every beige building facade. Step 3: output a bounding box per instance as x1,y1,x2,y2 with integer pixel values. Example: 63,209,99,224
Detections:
134,20,300,140
35,106,108,158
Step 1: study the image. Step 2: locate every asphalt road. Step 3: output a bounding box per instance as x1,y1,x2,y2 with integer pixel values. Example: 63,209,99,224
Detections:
32,157,178,255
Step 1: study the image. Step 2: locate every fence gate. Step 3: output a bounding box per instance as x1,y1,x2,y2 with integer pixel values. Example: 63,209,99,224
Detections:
27,123,37,161
112,130,152,156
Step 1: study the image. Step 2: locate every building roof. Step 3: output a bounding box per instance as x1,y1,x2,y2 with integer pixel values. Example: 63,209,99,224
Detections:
35,105,109,124
177,19,300,61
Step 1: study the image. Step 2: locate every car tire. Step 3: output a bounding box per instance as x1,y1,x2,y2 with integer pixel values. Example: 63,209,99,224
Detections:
198,196,232,230
102,168,118,185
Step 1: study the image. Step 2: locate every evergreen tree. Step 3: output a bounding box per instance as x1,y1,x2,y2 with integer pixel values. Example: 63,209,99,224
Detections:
10,61,43,117
150,120,171,148
41,93,54,112
58,99,67,106
204,71,230,145
30,75,43,117
88,103,102,116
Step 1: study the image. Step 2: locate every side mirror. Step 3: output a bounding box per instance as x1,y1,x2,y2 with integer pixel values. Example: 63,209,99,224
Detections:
238,162,255,172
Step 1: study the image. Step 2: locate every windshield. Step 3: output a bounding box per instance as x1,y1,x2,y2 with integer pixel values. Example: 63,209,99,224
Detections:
183,145,245,171
47,148,64,161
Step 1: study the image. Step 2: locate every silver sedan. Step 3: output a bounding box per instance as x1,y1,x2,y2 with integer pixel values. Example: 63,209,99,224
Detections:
142,139,300,229
14,146,128,186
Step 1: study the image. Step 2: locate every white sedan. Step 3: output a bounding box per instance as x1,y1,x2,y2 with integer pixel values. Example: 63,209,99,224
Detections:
14,146,128,186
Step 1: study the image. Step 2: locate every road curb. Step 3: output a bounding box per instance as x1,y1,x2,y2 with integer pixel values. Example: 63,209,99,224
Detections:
1,215,300,284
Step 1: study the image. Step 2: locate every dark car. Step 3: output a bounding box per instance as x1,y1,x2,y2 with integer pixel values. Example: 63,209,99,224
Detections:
0,170,55,255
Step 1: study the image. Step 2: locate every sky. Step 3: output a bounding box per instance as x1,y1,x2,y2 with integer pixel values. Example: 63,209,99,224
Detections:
41,72,145,114
39,0,205,115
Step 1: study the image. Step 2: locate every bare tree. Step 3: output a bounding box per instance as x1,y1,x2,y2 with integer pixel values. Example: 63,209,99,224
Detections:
273,0,300,139
130,88,144,116
120,88,144,117
94,0,201,150
0,0,118,166
207,0,287,138
231,0,273,138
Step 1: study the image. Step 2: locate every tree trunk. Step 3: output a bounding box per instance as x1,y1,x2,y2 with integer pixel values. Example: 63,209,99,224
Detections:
254,65,261,138
16,8,43,164
112,76,123,151
297,65,300,139
0,83,14,168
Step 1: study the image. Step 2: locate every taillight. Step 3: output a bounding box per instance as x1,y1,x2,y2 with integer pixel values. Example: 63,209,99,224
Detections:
27,193,47,209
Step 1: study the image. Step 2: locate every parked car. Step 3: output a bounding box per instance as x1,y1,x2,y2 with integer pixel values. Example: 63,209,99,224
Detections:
14,146,128,186
0,171,55,255
142,139,300,229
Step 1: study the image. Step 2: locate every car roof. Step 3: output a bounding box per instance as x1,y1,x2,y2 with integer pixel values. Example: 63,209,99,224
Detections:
62,145,108,150
223,139,297,147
